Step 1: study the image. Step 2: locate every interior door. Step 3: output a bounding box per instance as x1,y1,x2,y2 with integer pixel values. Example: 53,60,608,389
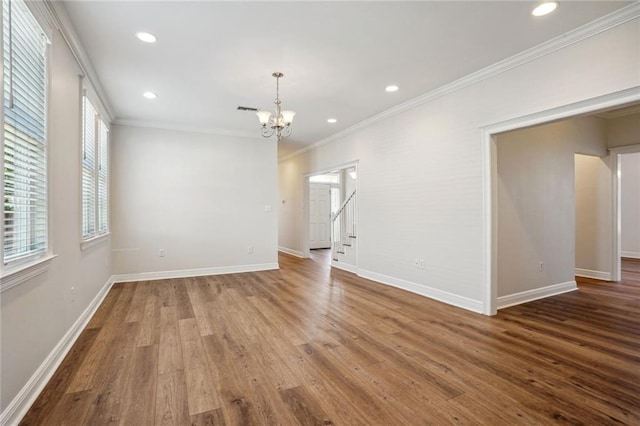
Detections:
309,183,332,249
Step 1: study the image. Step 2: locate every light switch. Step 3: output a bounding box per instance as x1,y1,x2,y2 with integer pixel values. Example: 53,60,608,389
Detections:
265,205,272,212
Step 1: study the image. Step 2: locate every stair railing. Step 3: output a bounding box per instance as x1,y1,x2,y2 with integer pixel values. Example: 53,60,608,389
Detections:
331,189,357,261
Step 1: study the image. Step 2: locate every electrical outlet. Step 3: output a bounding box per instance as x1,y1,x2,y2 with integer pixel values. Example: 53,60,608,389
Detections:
539,261,544,272
248,245,254,254
414,258,420,268
159,249,165,257
419,259,426,270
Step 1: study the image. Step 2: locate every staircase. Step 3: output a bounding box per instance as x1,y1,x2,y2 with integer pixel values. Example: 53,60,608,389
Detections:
331,189,357,263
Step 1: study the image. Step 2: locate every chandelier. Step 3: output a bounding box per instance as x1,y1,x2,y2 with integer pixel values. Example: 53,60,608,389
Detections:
256,72,296,141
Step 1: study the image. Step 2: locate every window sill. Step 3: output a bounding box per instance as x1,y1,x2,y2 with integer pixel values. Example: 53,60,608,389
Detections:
0,254,57,293
81,232,110,251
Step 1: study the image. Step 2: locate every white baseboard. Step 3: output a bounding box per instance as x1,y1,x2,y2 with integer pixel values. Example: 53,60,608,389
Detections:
0,276,115,426
621,251,640,259
331,261,358,274
357,269,483,314
112,262,279,283
497,280,577,310
575,268,612,281
278,246,305,258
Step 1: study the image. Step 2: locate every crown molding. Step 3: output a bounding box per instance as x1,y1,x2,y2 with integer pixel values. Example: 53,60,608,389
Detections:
45,0,115,122
279,2,640,163
113,119,260,139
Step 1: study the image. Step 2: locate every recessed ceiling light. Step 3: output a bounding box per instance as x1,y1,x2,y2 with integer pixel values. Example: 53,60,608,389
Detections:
385,85,399,92
143,91,157,99
327,118,337,124
532,2,558,17
136,32,157,43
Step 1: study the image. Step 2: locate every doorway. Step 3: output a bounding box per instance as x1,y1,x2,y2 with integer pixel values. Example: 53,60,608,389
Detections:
303,162,358,270
482,88,640,315
309,181,333,249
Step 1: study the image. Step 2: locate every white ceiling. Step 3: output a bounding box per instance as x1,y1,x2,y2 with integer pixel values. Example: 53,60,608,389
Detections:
61,1,631,157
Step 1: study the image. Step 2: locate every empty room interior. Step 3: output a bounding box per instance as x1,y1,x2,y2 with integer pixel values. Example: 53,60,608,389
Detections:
1,1,639,425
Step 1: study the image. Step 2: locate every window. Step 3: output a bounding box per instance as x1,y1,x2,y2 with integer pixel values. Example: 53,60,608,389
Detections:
2,0,49,265
82,95,109,241
309,173,340,184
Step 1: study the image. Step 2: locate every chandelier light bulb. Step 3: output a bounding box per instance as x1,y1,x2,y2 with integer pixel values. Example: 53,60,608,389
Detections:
256,110,272,125
281,110,296,125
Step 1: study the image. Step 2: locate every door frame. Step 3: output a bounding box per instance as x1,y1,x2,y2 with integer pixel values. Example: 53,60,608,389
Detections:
302,160,359,259
610,144,640,279
481,87,640,315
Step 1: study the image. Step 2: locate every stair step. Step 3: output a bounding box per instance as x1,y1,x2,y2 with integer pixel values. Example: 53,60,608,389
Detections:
332,258,339,261
343,243,352,247
348,235,357,239
336,250,345,254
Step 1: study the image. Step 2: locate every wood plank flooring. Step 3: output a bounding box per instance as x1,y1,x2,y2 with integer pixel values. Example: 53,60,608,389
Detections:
20,253,640,425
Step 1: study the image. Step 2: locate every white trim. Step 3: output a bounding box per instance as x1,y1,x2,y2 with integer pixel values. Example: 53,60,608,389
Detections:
481,131,498,316
331,261,358,274
0,255,57,293
609,144,640,155
112,119,259,140
278,246,305,258
80,233,110,251
0,275,115,426
112,263,279,283
358,269,483,314
575,268,612,281
609,144,640,282
621,251,640,259
611,150,622,283
302,160,359,178
482,87,640,316
279,3,640,162
497,281,577,310
481,87,640,135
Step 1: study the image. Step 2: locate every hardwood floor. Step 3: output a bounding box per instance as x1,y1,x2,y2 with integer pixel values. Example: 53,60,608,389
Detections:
21,255,640,425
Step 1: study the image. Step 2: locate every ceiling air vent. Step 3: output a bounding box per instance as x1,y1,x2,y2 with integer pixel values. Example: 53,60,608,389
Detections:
237,106,258,111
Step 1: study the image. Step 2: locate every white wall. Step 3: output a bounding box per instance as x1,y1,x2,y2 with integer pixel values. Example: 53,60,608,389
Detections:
278,158,307,256
111,125,278,276
278,18,639,312
497,117,607,297
607,112,640,148
621,152,640,258
575,154,613,278
1,31,112,413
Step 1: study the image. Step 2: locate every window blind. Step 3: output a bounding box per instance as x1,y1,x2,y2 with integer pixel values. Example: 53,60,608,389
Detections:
82,95,109,240
97,119,108,233
3,0,49,264
82,96,97,238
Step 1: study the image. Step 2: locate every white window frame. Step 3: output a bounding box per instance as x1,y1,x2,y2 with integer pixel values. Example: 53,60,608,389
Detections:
1,0,56,292
81,92,109,250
